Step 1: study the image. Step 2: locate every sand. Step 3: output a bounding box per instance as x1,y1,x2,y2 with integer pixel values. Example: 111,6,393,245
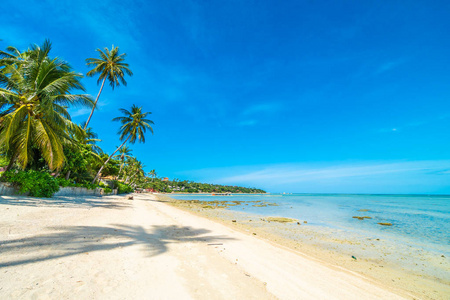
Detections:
0,193,410,299
166,195,450,300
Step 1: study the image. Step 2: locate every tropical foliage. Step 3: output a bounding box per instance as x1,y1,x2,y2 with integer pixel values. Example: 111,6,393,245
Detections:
142,177,266,194
1,170,59,197
91,104,154,183
0,40,93,171
112,180,134,194
114,144,132,178
0,40,265,197
0,40,138,196
84,45,132,129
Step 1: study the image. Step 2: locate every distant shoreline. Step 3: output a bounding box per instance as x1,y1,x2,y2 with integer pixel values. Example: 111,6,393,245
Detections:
162,192,450,197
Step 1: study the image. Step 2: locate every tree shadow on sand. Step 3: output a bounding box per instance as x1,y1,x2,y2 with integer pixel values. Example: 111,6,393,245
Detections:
0,224,234,268
0,195,131,210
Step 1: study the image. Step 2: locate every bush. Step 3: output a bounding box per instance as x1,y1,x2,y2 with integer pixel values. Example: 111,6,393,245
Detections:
56,178,97,190
80,182,98,190
56,177,72,187
104,187,112,194
1,170,59,197
112,180,133,194
0,156,8,168
98,182,108,189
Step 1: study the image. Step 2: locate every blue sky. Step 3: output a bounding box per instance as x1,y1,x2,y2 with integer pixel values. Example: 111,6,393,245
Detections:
2,1,450,193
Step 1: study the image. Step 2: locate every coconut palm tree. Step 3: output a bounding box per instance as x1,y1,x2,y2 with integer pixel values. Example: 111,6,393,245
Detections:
129,160,145,186
123,157,144,184
71,122,103,155
84,46,132,129
58,124,103,180
92,104,153,183
114,144,132,179
0,40,93,170
149,169,157,181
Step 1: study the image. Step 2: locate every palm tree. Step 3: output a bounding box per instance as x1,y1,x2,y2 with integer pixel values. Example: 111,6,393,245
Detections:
149,169,157,181
124,157,144,184
92,104,153,183
84,46,132,129
75,122,103,155
0,40,93,170
129,161,145,186
114,144,132,179
58,124,103,180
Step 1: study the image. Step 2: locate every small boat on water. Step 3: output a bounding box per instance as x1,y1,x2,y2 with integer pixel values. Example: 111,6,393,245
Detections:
211,193,232,196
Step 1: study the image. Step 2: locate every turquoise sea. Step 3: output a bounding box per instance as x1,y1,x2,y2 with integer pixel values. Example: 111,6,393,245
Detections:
170,193,450,256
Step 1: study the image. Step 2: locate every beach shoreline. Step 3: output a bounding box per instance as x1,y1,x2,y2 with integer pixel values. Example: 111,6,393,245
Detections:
160,193,449,300
0,193,444,299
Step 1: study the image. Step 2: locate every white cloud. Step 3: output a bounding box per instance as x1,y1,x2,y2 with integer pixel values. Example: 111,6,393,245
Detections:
70,108,91,118
217,162,426,183
180,160,450,194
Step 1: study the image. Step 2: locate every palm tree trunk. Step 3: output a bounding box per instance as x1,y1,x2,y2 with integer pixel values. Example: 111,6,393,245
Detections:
84,77,106,130
92,136,130,184
128,171,140,184
118,162,124,179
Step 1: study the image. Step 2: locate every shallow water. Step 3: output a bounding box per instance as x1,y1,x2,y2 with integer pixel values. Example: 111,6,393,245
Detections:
171,193,450,256
169,193,450,298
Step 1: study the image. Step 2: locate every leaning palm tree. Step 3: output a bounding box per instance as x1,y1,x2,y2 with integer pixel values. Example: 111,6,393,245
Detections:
70,122,103,155
84,46,133,129
123,157,143,184
128,160,145,186
0,40,93,170
114,144,132,179
92,105,153,183
149,169,157,181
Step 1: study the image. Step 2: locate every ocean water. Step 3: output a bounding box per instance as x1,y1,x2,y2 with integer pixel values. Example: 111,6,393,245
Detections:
170,193,450,256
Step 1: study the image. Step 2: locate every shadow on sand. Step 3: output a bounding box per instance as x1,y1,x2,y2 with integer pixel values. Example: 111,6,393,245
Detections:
0,195,131,210
0,224,234,268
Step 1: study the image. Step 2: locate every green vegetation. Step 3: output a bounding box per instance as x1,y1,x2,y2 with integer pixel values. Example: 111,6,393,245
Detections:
0,39,265,197
115,145,132,178
1,170,59,197
84,45,132,129
56,178,98,190
0,156,8,168
142,177,266,194
0,40,93,171
0,40,144,196
92,104,154,183
112,180,134,194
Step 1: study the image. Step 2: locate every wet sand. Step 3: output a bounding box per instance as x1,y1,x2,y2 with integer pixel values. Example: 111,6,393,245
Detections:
0,193,412,299
163,194,450,300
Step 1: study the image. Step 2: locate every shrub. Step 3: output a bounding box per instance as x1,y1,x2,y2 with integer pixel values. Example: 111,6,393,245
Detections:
56,178,72,187
79,182,98,190
55,178,98,190
104,187,112,194
98,182,108,189
0,156,8,168
112,180,133,194
1,170,59,197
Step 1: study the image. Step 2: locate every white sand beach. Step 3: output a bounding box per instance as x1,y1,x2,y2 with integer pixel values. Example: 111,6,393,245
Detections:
0,194,410,299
